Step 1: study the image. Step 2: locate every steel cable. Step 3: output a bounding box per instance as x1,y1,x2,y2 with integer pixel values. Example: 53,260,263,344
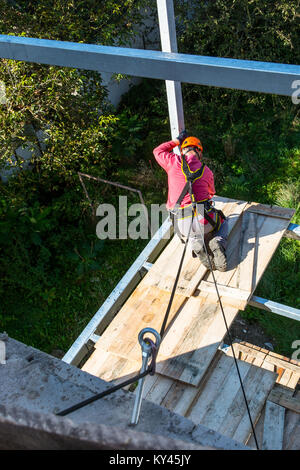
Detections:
192,198,259,450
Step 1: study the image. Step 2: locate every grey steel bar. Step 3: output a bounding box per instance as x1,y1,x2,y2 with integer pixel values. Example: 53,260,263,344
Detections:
284,223,300,241
62,217,172,365
249,296,300,322
0,35,299,96
157,0,185,142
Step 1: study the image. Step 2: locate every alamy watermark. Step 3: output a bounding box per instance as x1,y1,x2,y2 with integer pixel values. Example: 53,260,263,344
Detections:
95,196,206,241
291,80,300,105
291,339,300,361
96,196,169,240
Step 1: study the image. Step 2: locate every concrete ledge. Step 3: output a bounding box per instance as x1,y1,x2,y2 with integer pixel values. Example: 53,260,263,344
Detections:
0,403,203,450
0,334,249,450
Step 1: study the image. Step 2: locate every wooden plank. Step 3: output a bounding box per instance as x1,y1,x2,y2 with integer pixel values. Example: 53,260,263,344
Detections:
187,353,236,424
142,373,200,418
264,355,300,374
269,350,291,361
192,359,252,431
160,380,198,415
217,365,266,440
197,280,250,309
94,284,185,363
268,385,300,414
144,350,224,417
231,367,277,443
81,347,140,383
247,406,265,449
283,410,300,450
197,282,250,300
142,374,174,406
235,211,257,293
279,369,293,387
186,354,277,444
287,373,300,390
249,213,293,295
252,355,265,367
262,401,285,450
142,234,187,289
245,202,295,220
155,295,238,386
244,354,256,364
261,360,276,373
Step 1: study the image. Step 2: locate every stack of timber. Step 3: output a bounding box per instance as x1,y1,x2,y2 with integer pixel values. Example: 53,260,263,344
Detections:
224,340,300,449
82,196,298,448
224,340,300,390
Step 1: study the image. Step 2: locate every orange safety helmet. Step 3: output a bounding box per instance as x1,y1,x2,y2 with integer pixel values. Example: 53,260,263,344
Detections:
181,136,203,153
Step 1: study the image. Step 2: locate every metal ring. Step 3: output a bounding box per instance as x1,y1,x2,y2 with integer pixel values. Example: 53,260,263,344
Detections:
138,327,161,352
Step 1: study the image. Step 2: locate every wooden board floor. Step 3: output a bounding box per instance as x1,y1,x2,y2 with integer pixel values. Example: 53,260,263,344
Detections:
247,395,300,450
81,196,296,447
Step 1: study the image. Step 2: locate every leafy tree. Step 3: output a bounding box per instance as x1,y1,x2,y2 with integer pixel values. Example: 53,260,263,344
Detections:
0,0,149,183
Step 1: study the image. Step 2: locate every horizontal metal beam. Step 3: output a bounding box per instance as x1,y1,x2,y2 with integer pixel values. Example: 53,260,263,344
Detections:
62,217,172,365
249,296,300,322
1,35,300,96
284,223,300,241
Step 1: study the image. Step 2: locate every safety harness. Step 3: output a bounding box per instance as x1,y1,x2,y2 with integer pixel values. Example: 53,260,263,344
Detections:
169,152,225,236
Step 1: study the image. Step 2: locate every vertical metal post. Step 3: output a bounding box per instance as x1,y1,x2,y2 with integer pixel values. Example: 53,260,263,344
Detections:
157,0,185,151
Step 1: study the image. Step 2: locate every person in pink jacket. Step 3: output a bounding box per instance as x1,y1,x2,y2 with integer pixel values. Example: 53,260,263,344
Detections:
153,131,228,271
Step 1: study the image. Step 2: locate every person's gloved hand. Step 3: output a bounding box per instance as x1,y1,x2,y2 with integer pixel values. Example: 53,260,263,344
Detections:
176,130,188,145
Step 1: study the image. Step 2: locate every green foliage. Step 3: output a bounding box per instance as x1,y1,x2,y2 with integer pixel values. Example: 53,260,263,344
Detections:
175,0,298,63
0,0,149,184
0,0,147,44
0,170,155,352
117,79,170,158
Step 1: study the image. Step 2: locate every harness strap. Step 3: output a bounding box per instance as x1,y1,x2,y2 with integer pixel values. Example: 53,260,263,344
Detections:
172,154,220,231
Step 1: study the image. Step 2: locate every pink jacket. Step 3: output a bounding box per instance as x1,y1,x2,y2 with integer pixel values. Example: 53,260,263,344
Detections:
153,140,215,210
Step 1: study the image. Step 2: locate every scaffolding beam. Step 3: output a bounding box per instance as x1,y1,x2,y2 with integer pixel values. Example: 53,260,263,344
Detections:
0,34,299,96
157,0,185,142
284,223,300,241
249,296,300,322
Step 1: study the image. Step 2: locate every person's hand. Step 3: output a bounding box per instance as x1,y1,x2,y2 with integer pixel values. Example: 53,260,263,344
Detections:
176,130,188,145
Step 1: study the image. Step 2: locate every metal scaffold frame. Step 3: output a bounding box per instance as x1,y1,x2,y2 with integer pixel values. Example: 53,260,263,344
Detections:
0,1,299,367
